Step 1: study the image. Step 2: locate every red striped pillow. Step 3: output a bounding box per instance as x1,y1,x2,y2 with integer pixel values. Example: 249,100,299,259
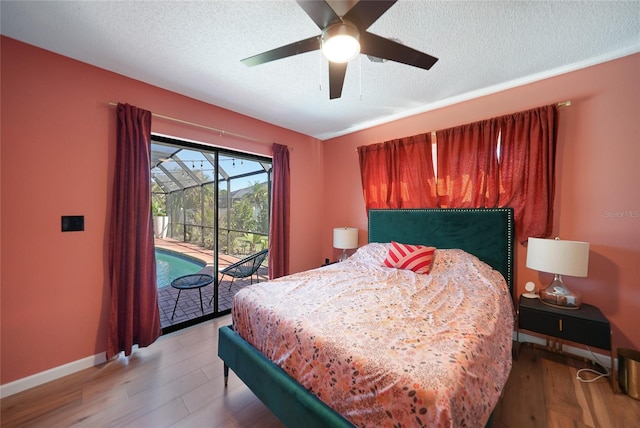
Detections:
383,241,436,274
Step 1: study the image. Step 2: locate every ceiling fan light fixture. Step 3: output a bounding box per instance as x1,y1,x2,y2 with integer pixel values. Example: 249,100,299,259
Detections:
321,22,360,63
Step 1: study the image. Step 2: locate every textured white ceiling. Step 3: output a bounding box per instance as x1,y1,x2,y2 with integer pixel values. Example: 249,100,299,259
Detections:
2,1,639,139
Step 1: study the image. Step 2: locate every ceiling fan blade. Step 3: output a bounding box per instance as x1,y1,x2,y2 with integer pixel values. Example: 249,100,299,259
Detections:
241,36,321,67
296,0,341,29
343,0,397,30
360,32,438,70
328,62,348,99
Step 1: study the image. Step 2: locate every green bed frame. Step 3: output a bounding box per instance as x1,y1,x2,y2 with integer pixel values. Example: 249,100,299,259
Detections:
218,208,514,427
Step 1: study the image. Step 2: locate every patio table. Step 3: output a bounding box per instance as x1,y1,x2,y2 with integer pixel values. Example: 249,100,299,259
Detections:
170,273,214,319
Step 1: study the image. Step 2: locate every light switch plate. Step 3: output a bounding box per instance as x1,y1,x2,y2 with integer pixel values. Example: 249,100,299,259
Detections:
61,215,84,232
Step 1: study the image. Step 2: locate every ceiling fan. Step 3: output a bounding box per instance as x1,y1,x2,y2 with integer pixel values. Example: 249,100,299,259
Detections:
241,0,438,99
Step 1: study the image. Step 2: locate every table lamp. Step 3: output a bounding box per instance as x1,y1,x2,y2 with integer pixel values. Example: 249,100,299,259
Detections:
333,227,358,262
526,237,590,309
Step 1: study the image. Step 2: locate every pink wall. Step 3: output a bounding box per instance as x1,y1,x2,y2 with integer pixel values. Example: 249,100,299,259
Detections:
2,35,638,387
323,53,640,351
0,37,324,384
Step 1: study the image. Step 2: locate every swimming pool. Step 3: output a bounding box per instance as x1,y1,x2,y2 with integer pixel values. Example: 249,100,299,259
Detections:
155,249,207,288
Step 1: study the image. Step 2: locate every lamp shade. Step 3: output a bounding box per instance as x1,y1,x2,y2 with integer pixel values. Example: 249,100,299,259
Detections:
526,237,589,277
333,227,358,250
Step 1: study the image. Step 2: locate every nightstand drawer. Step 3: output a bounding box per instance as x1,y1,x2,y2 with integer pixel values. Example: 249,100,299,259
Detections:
519,306,611,349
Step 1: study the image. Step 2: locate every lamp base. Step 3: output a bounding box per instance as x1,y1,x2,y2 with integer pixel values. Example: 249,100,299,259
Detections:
338,249,349,262
539,275,582,310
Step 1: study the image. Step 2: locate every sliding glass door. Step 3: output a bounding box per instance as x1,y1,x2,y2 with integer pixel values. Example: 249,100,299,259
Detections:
150,135,271,332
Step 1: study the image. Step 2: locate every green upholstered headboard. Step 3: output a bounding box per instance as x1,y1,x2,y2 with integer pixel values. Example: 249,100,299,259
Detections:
368,208,514,296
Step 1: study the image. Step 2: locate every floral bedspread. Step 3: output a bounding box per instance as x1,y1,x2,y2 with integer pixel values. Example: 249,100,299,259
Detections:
232,243,514,427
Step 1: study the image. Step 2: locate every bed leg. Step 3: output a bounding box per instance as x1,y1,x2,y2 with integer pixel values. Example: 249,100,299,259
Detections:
223,363,229,386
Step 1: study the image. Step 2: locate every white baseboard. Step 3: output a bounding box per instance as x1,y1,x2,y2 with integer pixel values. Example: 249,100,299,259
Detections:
515,331,616,370
0,352,107,399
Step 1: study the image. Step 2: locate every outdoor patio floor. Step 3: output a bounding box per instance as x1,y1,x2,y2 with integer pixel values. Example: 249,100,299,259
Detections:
155,238,268,329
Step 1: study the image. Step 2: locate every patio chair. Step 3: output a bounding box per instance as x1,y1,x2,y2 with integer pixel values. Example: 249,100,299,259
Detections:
219,249,269,292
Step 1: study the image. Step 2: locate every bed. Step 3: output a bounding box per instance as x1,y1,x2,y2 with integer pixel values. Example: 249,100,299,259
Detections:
218,208,515,427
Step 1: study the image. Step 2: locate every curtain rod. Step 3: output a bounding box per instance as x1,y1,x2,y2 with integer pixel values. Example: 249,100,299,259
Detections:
108,102,273,145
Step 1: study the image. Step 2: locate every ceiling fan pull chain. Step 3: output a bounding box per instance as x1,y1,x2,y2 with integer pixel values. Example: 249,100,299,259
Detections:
319,53,323,92
359,55,363,101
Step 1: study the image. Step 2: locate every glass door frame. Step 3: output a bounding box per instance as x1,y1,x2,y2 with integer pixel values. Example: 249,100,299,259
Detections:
151,134,272,333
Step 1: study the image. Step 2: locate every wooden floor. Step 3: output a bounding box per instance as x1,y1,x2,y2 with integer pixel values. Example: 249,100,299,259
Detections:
2,316,639,427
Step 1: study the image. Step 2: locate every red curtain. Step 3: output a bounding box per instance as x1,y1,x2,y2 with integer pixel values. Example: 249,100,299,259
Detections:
357,134,437,209
436,120,499,208
106,103,161,359
357,105,557,243
268,143,290,279
497,105,558,241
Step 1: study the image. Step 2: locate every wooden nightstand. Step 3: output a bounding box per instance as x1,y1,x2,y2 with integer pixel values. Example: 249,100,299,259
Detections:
516,295,619,392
